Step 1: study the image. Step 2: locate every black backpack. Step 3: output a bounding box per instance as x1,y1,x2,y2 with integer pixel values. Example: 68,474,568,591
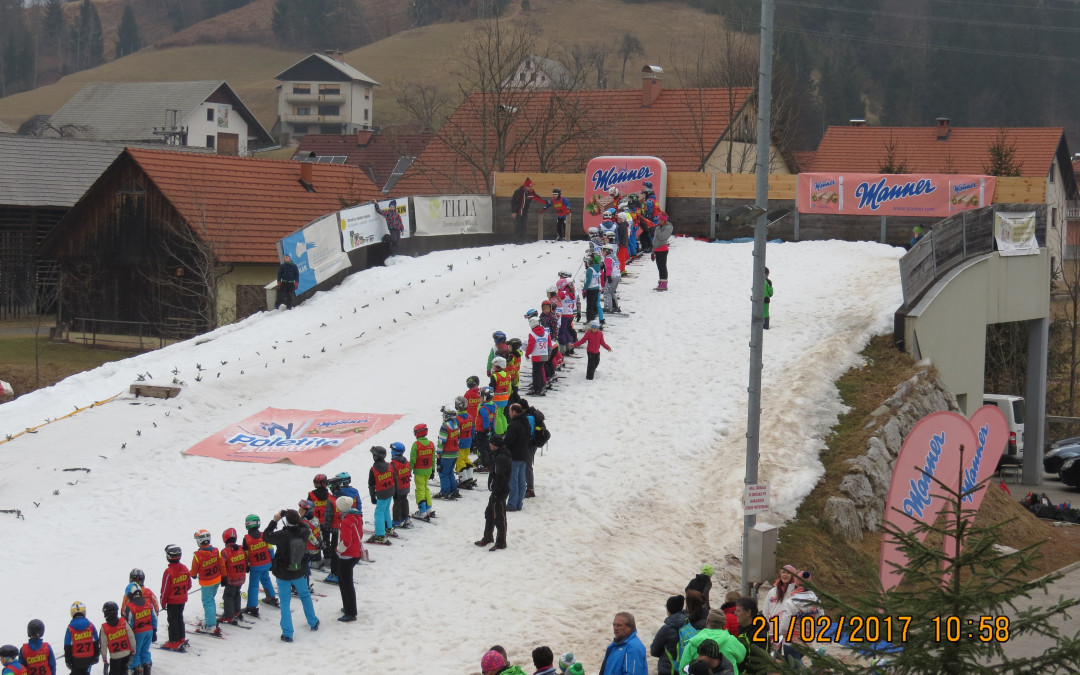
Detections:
528,407,551,448
280,532,306,573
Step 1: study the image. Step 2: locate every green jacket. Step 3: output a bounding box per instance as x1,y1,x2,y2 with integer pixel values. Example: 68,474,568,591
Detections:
409,438,435,478
499,666,527,675
763,278,773,318
679,628,747,675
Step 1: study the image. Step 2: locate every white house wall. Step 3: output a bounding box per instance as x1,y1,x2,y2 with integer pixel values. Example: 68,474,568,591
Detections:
183,103,249,155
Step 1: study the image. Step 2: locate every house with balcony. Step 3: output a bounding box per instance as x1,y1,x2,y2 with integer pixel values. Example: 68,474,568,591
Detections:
275,51,380,142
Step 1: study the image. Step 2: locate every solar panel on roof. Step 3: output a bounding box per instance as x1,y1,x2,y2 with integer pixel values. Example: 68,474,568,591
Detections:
313,155,348,164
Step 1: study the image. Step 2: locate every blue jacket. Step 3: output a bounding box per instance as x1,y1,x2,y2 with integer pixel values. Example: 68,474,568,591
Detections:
585,265,602,290
338,485,362,515
19,638,56,673
601,630,648,675
64,616,99,665
277,261,299,284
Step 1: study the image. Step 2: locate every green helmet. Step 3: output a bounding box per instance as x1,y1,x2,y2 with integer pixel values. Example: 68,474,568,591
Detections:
245,514,260,530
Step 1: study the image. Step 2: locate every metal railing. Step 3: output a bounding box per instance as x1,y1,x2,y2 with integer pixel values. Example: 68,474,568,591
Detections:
898,204,1046,307
66,317,204,349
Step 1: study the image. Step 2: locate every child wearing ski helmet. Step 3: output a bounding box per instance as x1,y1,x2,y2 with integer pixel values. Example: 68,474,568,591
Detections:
0,645,22,675
615,211,631,271
504,341,523,406
538,187,572,240
583,253,603,323
556,279,577,353
410,424,436,516
763,266,773,329
297,499,323,589
333,472,362,513
490,356,512,434
189,529,222,635
99,602,136,669
473,387,497,471
486,331,507,377
464,375,483,420
602,244,622,313
159,544,191,650
63,602,98,674
307,474,338,584
435,406,461,499
122,584,156,673
241,514,277,617
20,620,56,675
540,299,560,379
454,397,477,489
525,315,551,396
367,446,396,543
389,442,413,527
572,319,612,380
220,528,248,624
122,569,160,615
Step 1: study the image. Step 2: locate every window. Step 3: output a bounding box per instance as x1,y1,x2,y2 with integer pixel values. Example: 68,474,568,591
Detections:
318,105,340,116
296,106,310,116
206,135,215,149
321,124,342,134
293,84,310,94
206,108,214,122
363,108,369,121
1052,207,1058,228
364,87,370,100
293,125,308,134
319,84,340,95
1050,167,1056,184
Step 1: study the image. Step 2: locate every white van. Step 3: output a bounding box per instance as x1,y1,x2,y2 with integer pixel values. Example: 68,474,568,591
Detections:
983,394,1025,464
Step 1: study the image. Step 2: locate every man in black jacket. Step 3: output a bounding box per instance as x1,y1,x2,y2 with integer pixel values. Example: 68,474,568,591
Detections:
475,435,511,551
503,403,530,511
510,178,542,240
263,509,320,642
276,255,300,309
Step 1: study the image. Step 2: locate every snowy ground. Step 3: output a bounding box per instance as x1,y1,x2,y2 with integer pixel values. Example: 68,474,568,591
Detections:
0,238,903,673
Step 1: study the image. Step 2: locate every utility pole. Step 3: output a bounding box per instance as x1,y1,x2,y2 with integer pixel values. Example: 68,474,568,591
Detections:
742,0,774,597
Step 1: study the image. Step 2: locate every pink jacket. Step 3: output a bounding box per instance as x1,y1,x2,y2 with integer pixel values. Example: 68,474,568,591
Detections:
571,330,611,354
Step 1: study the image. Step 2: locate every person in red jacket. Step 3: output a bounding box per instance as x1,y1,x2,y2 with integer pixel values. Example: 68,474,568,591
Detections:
19,619,56,675
390,443,413,528
571,319,612,381
524,316,551,396
159,545,191,651
122,584,156,675
334,495,364,623
242,515,277,617
719,590,741,636
307,474,338,584
189,530,222,635
220,528,248,624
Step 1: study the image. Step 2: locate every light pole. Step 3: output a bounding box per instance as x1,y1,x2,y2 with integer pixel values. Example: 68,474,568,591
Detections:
741,0,774,597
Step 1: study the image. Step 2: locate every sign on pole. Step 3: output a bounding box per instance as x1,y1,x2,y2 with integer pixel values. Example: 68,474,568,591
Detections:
744,483,770,514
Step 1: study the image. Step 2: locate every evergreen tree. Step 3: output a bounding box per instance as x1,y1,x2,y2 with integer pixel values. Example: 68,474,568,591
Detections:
774,470,1080,674
69,0,103,71
982,128,1024,177
272,0,366,50
0,0,35,96
115,4,141,59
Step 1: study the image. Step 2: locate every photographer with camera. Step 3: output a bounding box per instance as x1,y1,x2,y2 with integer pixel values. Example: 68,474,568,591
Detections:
263,509,320,642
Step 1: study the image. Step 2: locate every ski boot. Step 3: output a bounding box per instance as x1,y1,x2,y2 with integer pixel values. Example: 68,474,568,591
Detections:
386,528,401,539
366,534,388,544
262,595,279,607
525,488,536,498
323,573,339,584
242,607,260,618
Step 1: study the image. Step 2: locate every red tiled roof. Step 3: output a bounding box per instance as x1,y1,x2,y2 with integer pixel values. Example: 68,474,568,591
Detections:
294,128,433,189
792,150,816,172
811,125,1065,176
392,86,754,194
127,148,380,264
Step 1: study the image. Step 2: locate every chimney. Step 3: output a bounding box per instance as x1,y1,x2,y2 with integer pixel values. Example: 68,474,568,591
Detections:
936,117,951,141
641,64,663,108
849,119,866,127
299,162,314,191
324,49,343,62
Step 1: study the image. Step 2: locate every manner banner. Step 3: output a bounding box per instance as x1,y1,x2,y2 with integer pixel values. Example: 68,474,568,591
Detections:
184,408,402,467
339,199,412,252
278,214,349,295
797,173,996,218
583,156,668,233
994,211,1038,255
412,195,493,235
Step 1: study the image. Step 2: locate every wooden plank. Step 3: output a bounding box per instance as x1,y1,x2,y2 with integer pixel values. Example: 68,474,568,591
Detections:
994,177,1044,204
667,172,713,197
129,384,181,399
494,173,584,197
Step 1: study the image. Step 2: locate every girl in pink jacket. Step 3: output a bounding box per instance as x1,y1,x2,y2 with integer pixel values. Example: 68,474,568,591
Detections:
571,319,612,381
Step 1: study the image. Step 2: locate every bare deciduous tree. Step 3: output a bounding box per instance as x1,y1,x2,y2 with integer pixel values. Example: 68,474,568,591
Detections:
617,33,644,86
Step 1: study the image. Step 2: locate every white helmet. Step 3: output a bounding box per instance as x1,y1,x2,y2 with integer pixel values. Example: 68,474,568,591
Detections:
617,212,631,223
602,244,615,252
547,286,557,294
529,316,540,328
588,227,599,236
492,356,507,369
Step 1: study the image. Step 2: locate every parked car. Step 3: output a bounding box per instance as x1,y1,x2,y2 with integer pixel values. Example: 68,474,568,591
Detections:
1045,443,1080,475
1059,457,1080,488
983,394,1025,462
1050,435,1080,451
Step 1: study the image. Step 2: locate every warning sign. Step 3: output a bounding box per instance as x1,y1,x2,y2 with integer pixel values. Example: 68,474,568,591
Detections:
744,483,770,515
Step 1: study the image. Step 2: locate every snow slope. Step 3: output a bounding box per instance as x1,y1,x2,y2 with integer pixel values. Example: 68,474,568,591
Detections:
0,238,903,673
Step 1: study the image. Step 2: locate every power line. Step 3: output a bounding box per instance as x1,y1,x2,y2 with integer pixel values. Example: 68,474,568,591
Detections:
775,0,1080,34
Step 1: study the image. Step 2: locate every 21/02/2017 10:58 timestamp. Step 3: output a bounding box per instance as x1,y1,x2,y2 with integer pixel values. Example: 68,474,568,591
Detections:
746,615,1011,644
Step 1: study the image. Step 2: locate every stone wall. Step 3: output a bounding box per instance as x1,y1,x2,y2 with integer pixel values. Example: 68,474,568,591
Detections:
823,362,959,541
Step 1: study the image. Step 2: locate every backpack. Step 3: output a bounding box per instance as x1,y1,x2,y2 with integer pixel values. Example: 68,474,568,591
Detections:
280,533,306,573
528,407,551,448
675,618,699,665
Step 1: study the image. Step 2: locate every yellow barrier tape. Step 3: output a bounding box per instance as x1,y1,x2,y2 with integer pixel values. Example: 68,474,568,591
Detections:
0,392,123,446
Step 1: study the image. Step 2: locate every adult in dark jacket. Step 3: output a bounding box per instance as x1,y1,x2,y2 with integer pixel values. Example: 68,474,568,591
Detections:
503,404,530,511
510,178,543,240
686,563,715,608
650,595,687,675
276,255,300,309
735,598,768,675
263,510,320,642
476,434,511,551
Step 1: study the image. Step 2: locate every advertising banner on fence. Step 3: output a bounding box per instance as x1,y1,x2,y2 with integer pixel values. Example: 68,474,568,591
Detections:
184,408,402,467
880,411,969,591
583,156,668,233
339,199,412,252
797,173,996,218
278,214,350,295
994,211,1038,255
412,195,493,235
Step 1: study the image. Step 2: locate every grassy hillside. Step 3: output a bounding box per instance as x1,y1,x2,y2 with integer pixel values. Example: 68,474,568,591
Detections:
0,0,736,134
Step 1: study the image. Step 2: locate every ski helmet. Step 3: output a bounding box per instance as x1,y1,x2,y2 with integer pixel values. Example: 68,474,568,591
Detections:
298,498,314,515
335,471,352,486
558,270,572,278
222,527,238,543
129,568,145,585
492,356,506,369
480,386,494,401
590,319,601,329
0,645,17,660
529,316,541,328
27,619,44,639
552,187,561,195
609,187,621,198
588,227,599,236
194,529,212,546
603,208,616,219
541,300,552,309
492,331,506,344
370,445,387,460
556,278,568,291
413,423,428,437
496,344,511,358
602,244,615,252
508,338,522,351
70,601,86,618
313,473,328,488
102,602,119,619
618,198,629,210
245,514,261,530
125,583,142,600
390,441,406,456
165,544,182,562
488,434,505,447
455,395,468,411
524,308,538,319
441,406,456,421
466,375,480,389
547,286,557,295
